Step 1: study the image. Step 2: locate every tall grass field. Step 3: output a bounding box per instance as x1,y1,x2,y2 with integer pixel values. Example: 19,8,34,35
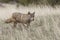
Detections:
0,3,60,40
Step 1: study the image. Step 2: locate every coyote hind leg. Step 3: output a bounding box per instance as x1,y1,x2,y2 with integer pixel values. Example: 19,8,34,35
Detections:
13,22,17,28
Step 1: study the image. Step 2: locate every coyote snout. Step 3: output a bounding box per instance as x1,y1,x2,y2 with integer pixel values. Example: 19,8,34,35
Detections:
5,11,35,29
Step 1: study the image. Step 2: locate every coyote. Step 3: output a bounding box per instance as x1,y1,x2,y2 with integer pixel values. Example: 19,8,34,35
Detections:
5,12,35,28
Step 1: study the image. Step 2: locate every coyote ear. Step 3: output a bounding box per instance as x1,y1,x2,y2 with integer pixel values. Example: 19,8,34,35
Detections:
33,12,35,14
28,12,30,14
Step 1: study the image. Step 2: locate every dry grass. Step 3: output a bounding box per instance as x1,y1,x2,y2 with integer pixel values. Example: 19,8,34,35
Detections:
0,3,60,40
0,14,60,40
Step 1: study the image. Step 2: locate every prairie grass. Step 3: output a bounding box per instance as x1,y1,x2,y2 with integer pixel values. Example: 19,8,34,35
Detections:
0,14,60,40
0,3,60,40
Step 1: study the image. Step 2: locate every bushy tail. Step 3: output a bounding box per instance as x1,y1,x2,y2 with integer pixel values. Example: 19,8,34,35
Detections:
5,18,16,23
